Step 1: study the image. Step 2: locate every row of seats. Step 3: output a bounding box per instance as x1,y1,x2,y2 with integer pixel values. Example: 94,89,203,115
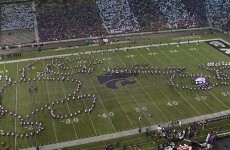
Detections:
0,0,229,45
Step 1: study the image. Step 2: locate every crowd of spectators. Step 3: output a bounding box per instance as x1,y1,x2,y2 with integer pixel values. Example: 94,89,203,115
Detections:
36,3,69,42
181,0,209,28
128,0,168,32
1,2,35,31
96,0,140,34
205,0,230,31
36,0,107,42
65,0,107,39
157,0,198,29
0,0,229,45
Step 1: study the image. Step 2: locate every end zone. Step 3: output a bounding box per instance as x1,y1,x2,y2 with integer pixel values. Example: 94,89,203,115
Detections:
205,39,230,57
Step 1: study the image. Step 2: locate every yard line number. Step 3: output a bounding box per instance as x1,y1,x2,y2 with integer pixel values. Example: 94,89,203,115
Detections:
126,55,135,58
169,50,178,53
64,118,79,124
135,106,148,112
98,112,114,118
167,101,180,107
189,47,198,51
195,96,207,101
102,57,111,61
148,52,158,56
221,91,230,97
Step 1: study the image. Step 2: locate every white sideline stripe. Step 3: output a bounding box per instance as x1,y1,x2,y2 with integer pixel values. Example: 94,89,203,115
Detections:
0,38,223,65
21,110,230,150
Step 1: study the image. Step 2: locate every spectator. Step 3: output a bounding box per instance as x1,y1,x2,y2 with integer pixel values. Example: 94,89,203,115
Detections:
96,0,140,34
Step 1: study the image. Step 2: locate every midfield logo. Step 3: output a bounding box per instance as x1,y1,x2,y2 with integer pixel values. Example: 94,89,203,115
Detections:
206,40,230,57
97,73,138,89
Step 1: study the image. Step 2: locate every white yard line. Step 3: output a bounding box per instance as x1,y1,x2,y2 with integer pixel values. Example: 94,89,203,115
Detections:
88,76,117,132
22,109,230,150
68,58,97,136
15,63,18,150
138,49,201,116
57,66,78,139
122,52,185,119
107,56,153,125
96,65,135,128
159,47,215,113
0,38,222,65
41,61,58,144
179,46,230,110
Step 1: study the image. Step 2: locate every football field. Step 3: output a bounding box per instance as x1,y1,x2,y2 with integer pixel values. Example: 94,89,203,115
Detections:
0,38,230,149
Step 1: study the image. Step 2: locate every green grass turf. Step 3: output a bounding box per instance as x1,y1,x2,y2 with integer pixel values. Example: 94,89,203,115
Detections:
0,35,229,149
0,32,229,62
63,119,230,150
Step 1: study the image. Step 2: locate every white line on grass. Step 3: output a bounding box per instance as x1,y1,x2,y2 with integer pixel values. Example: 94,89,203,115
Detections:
96,65,135,128
138,49,201,116
172,45,216,113
122,52,185,120
68,58,97,135
56,64,78,139
106,56,153,126
15,63,18,150
22,109,230,150
0,38,222,65
179,46,230,110
41,61,58,144
158,46,215,113
197,44,230,100
88,76,117,132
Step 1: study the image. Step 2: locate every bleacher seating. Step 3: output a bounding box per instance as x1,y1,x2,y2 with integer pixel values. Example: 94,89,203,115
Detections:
36,0,107,42
62,0,107,39
181,0,209,28
0,0,229,45
36,3,69,42
128,0,168,32
157,0,198,29
96,0,140,34
205,0,229,31
1,2,35,31
0,2,36,46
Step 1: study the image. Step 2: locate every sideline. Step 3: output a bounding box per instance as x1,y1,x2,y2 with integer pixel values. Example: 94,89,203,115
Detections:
0,38,222,65
21,110,230,150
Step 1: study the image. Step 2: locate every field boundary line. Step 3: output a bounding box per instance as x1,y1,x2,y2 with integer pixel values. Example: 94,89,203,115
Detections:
107,56,153,126
0,38,222,65
68,59,98,136
41,61,58,145
159,46,215,114
57,65,78,139
96,66,135,128
133,51,186,119
21,109,230,150
179,45,230,110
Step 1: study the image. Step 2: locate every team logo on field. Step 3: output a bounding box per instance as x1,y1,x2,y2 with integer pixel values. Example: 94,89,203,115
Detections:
206,40,230,57
97,73,138,89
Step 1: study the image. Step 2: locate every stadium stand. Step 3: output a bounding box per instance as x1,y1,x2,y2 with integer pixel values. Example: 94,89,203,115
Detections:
62,0,107,39
0,2,36,46
0,0,229,45
36,2,69,42
181,0,209,28
36,0,106,42
128,0,168,32
96,0,141,34
157,0,198,29
1,2,34,31
205,0,230,31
